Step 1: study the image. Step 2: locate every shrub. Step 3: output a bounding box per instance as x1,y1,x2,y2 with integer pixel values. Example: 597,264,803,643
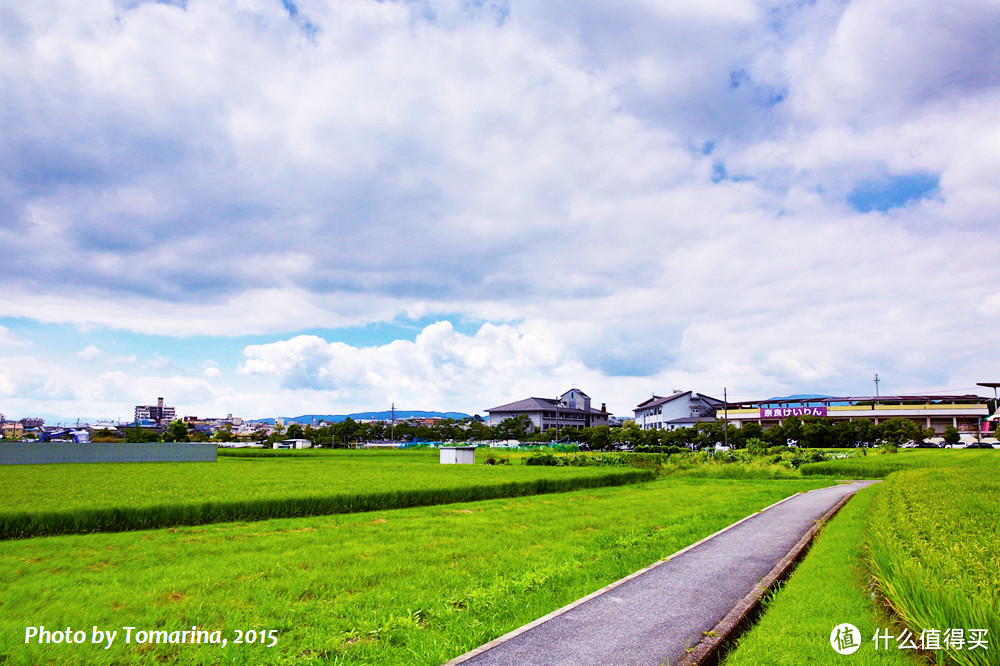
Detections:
525,453,559,466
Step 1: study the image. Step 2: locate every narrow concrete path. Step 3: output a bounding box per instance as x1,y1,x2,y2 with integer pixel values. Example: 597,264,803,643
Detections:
446,480,877,666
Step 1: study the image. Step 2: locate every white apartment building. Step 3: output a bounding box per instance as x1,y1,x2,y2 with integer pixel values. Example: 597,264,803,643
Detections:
633,391,723,430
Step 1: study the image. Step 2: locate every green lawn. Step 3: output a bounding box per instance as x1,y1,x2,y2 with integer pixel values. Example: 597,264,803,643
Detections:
0,477,833,665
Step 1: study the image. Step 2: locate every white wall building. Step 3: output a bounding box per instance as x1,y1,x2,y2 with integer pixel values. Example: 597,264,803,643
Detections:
633,391,723,430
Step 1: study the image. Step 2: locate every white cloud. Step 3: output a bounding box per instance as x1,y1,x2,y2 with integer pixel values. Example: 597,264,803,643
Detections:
239,321,588,412
0,325,32,348
77,344,101,360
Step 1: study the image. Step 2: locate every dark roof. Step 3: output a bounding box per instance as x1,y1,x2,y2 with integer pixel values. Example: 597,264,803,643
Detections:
487,396,610,415
664,417,716,425
635,392,688,410
487,397,557,412
634,391,722,411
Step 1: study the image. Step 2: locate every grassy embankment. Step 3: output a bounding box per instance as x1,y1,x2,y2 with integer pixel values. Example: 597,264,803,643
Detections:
0,449,653,539
724,449,999,666
0,476,833,665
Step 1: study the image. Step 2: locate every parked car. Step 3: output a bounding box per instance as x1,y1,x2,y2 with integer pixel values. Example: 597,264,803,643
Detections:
963,442,995,449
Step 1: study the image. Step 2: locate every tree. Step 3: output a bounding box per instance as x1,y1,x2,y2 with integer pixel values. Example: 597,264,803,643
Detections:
943,425,961,447
875,418,923,448
739,422,764,443
338,418,359,444
692,421,727,449
124,425,158,443
800,416,834,448
763,423,786,447
661,426,698,450
162,419,190,443
252,425,271,445
781,416,803,446
610,421,643,449
304,425,332,448
92,428,123,443
465,420,491,442
581,425,610,450
494,414,531,441
285,423,305,440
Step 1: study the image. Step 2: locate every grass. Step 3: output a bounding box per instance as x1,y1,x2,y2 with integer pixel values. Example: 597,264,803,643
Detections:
721,485,918,665
0,450,654,539
0,477,834,665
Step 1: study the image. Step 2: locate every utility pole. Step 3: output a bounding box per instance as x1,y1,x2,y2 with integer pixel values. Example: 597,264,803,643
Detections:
390,402,395,444
723,387,728,449
873,372,880,398
554,396,560,443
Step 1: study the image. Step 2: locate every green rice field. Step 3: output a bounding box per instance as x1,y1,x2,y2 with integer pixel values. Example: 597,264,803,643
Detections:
864,455,1000,666
3,446,997,665
0,450,653,539
0,476,832,665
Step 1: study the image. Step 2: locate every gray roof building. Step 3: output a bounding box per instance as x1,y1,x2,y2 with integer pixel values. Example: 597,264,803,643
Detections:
487,388,611,433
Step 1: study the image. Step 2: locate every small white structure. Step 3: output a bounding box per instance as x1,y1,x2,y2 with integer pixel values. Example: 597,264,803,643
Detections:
440,446,476,464
274,438,312,449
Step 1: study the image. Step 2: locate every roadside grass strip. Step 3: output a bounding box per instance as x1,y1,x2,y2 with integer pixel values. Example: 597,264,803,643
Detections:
721,486,918,666
0,454,654,539
0,478,833,665
865,459,1000,666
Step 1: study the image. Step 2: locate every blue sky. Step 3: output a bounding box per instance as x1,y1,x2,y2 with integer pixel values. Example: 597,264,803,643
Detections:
2,0,999,422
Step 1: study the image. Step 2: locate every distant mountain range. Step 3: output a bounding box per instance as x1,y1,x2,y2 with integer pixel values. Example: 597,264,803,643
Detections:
252,410,474,425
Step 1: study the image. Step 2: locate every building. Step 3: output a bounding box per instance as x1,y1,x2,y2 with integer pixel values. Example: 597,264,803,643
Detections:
634,391,723,430
134,397,177,427
1,421,25,439
486,388,611,433
182,414,244,430
274,438,312,449
718,395,990,434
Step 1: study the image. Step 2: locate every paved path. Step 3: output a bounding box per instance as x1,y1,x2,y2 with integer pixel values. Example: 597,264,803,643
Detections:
446,480,877,666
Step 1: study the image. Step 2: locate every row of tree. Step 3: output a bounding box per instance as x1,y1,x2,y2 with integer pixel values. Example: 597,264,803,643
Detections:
588,416,958,450
268,414,956,450
113,414,975,449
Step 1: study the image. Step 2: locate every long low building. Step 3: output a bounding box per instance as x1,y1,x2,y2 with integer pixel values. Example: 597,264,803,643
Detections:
719,395,990,434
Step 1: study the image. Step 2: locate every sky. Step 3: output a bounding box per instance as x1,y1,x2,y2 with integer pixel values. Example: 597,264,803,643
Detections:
2,0,999,423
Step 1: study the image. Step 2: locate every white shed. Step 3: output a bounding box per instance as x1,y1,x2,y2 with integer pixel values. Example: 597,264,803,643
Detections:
275,438,312,449
440,446,476,464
